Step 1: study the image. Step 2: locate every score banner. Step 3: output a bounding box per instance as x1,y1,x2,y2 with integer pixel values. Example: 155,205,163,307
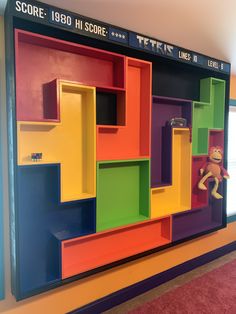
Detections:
12,0,230,74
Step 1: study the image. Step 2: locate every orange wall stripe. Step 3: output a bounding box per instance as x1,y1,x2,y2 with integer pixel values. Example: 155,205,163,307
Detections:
0,222,235,314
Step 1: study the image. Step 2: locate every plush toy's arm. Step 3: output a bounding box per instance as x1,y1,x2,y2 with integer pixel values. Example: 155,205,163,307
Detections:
200,163,208,176
221,166,230,179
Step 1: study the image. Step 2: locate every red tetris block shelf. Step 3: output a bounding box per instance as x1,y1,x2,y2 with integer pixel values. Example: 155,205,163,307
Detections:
209,129,224,149
15,29,125,122
60,216,172,279
192,129,224,209
192,155,208,209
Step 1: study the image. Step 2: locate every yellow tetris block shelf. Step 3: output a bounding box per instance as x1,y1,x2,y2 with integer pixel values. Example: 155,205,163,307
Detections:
17,80,96,202
151,128,192,218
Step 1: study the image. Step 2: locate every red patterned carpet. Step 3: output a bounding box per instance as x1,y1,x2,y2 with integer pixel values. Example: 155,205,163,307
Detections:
129,258,236,314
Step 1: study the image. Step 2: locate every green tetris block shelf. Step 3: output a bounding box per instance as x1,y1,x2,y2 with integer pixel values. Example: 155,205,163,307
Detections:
97,159,150,232
192,77,225,155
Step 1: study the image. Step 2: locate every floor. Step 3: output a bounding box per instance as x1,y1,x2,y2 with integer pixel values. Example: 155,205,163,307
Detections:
104,250,236,313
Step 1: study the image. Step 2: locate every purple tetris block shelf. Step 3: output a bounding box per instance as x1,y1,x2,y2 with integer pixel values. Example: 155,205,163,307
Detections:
172,182,223,241
151,96,192,188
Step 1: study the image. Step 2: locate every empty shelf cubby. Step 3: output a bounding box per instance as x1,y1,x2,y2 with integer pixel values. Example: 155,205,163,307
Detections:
192,78,225,155
96,89,126,127
60,216,172,279
151,96,192,188
151,128,192,218
97,159,150,231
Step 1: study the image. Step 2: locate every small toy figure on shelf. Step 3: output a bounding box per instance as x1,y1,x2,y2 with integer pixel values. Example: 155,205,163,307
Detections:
198,146,229,199
31,153,43,162
167,117,187,128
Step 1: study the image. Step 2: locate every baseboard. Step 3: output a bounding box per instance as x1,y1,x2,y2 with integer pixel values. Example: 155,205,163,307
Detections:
227,214,236,223
69,241,236,314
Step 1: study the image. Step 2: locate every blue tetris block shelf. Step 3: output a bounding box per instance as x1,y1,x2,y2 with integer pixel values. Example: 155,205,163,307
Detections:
16,164,96,298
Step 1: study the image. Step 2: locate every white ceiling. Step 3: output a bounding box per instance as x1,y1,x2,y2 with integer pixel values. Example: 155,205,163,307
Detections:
1,0,236,74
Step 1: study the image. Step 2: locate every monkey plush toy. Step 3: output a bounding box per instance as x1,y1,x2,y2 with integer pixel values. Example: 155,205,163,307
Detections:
198,146,229,199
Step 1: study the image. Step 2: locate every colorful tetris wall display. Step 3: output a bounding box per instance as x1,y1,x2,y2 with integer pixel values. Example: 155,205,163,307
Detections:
5,0,230,300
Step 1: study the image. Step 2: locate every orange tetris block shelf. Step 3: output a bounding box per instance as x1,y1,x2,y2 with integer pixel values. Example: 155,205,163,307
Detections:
151,128,192,218
60,216,172,279
17,80,96,203
97,57,152,160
